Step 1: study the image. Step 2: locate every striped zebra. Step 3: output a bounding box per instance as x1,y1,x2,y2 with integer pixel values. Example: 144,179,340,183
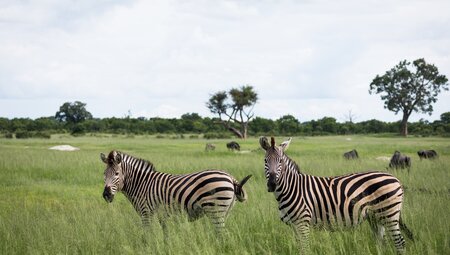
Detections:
100,150,251,231
259,137,413,254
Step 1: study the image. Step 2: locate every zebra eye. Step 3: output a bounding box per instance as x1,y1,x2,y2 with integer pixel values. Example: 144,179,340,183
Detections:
115,172,119,176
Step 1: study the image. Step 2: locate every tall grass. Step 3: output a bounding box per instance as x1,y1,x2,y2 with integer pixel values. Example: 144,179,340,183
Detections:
0,135,449,254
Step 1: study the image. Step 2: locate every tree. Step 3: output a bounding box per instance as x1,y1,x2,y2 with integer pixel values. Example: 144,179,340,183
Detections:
440,112,450,124
359,119,388,134
369,58,449,136
316,117,338,134
343,109,357,123
249,117,275,135
180,113,205,133
276,115,300,135
55,101,93,125
206,85,258,139
0,118,10,132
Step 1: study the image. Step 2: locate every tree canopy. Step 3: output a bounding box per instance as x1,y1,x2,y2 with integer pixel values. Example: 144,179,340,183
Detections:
206,85,258,139
2,113,449,138
55,101,93,124
440,112,450,124
369,58,448,136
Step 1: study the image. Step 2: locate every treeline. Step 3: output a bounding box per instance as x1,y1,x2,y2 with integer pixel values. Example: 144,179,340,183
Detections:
1,112,449,138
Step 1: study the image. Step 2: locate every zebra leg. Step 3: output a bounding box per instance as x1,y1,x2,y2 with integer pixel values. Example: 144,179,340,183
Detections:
157,217,169,247
141,215,151,227
384,220,406,254
208,211,226,233
368,215,385,245
293,222,311,254
139,214,152,246
198,198,235,233
203,205,227,233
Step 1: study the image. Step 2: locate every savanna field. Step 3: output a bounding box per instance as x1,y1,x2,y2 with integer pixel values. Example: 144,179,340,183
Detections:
0,135,449,255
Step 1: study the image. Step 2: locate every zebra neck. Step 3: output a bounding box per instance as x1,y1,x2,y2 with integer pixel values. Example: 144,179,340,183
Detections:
275,156,304,197
282,155,302,175
121,160,159,197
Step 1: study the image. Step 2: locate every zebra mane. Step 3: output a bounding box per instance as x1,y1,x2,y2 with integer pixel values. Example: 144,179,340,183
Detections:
283,154,302,174
118,151,156,172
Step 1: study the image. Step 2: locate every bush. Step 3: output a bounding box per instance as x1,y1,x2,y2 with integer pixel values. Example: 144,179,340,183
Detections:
71,125,86,136
171,134,185,139
3,132,13,139
33,131,51,139
203,132,232,139
14,131,50,139
15,130,32,139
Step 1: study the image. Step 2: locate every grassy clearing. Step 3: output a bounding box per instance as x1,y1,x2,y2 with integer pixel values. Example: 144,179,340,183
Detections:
0,135,449,254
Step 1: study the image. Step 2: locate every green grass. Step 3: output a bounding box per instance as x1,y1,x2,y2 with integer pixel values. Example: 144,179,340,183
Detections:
0,135,449,254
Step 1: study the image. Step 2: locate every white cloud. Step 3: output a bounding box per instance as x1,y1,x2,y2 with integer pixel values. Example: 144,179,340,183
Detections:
0,0,449,122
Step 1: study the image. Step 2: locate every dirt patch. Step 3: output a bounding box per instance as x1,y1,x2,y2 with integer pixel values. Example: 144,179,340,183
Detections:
237,150,252,154
376,156,391,161
49,145,80,151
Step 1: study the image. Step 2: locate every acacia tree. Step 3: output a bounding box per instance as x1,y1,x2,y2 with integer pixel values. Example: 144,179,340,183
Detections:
206,85,258,139
369,58,448,136
55,101,93,125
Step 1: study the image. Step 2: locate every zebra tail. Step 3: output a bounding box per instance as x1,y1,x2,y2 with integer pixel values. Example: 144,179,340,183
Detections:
399,216,414,241
234,175,252,202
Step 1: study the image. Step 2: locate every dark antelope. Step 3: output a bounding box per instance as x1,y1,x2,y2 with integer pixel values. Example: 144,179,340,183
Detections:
389,151,411,172
343,149,359,160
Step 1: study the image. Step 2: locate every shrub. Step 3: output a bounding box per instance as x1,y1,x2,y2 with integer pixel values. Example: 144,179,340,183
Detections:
171,134,185,139
15,130,31,139
4,132,13,139
71,125,86,136
33,131,51,139
203,132,231,139
15,131,51,139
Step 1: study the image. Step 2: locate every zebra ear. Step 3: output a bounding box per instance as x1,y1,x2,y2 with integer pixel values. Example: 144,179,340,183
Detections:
279,137,292,152
100,153,108,164
259,136,270,151
114,153,122,164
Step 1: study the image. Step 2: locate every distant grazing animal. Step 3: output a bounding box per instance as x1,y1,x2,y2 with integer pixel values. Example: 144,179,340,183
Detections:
226,141,240,151
343,149,359,159
205,143,216,151
101,150,251,232
417,150,438,160
260,137,413,254
389,151,411,171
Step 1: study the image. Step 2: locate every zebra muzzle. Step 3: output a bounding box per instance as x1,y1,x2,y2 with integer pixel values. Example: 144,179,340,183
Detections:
103,187,114,203
267,175,276,192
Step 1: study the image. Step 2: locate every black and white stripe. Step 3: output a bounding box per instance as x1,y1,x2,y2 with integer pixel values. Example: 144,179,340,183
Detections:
260,137,413,254
101,150,251,230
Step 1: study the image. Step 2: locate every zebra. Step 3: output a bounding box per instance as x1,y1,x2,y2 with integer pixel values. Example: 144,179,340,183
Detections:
100,150,251,232
259,137,413,254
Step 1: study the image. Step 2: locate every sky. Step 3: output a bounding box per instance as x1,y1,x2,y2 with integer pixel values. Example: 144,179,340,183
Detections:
0,0,449,123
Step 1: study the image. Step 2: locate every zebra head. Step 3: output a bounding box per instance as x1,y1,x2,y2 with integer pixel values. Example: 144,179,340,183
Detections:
100,151,124,203
259,137,291,192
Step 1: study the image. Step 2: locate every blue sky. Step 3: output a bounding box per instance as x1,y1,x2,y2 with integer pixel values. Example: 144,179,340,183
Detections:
0,0,449,122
